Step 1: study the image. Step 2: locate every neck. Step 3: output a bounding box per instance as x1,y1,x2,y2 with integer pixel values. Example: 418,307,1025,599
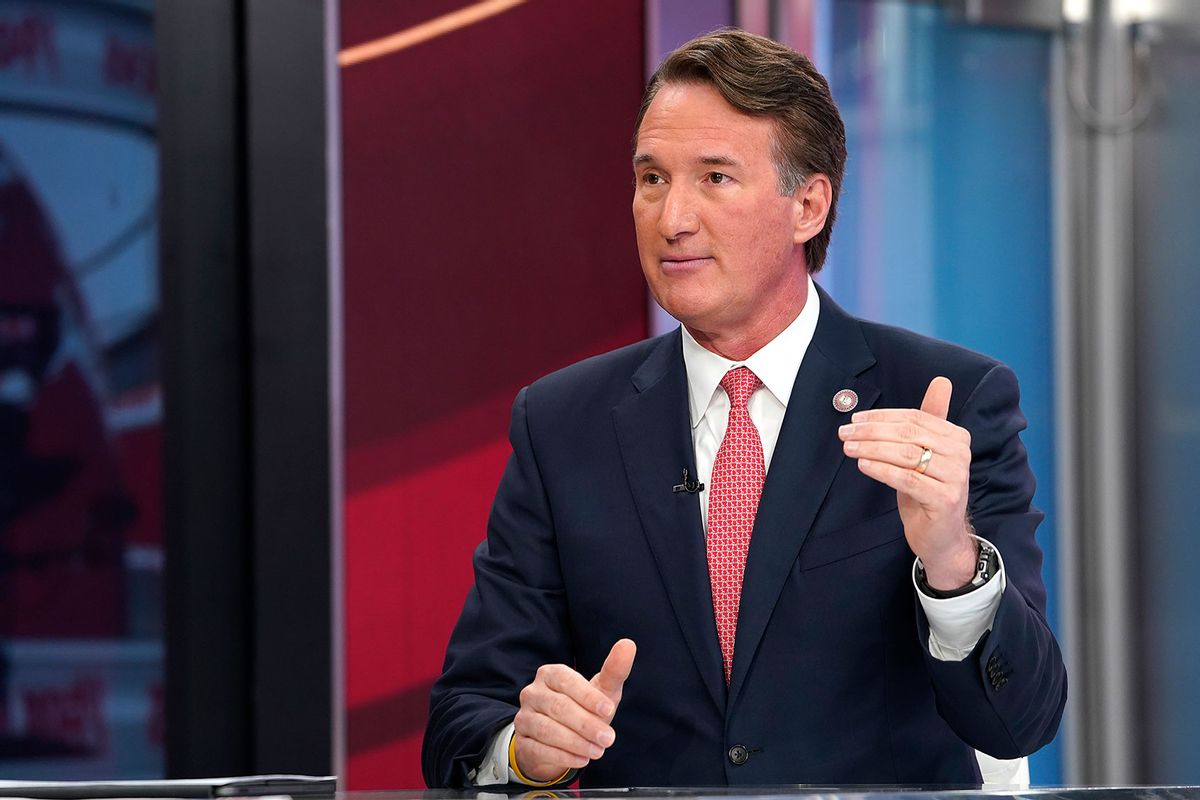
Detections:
686,280,809,361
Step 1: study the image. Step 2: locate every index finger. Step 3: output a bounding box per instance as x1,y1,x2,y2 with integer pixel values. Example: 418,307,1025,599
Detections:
847,408,967,441
540,665,615,718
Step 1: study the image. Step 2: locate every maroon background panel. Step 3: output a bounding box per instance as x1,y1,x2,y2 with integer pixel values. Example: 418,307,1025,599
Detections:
339,0,647,788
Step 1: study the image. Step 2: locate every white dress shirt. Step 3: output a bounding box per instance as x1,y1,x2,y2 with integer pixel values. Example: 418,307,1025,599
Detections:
473,276,1025,786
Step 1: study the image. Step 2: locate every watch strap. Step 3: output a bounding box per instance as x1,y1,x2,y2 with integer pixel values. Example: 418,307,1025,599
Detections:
916,537,1000,599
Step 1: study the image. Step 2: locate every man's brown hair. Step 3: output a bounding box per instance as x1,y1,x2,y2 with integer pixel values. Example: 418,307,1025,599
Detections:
633,28,847,273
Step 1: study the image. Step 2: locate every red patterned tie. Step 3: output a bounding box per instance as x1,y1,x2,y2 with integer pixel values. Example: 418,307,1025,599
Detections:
707,366,765,684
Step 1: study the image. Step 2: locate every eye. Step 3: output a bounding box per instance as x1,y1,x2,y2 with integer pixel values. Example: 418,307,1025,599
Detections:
708,172,729,184
641,172,664,186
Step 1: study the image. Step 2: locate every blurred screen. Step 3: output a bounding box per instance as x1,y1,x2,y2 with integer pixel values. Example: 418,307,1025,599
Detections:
0,0,162,778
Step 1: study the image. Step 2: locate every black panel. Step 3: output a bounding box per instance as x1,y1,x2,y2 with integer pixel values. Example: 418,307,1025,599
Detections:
157,0,253,779
159,0,332,778
244,0,332,775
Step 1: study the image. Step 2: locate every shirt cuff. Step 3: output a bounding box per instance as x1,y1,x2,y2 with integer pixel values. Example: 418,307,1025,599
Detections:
912,536,1006,661
468,721,516,786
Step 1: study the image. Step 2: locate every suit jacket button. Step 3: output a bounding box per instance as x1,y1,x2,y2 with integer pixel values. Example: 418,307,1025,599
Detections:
728,745,749,765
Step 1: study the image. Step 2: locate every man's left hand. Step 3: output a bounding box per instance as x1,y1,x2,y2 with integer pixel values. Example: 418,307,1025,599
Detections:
838,376,977,591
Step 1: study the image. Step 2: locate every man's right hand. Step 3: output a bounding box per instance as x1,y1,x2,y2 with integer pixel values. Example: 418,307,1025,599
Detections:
512,638,637,783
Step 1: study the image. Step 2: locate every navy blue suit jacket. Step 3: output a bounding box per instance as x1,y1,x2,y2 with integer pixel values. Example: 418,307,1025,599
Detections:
423,286,1066,788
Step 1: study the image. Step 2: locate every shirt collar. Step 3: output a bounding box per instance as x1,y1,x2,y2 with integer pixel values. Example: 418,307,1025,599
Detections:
681,275,821,429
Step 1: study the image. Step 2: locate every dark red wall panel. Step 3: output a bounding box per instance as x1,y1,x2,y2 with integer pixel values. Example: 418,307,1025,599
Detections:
339,1,646,787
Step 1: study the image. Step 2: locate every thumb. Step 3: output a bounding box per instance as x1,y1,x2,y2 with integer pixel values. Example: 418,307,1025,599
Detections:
921,376,952,421
591,638,636,698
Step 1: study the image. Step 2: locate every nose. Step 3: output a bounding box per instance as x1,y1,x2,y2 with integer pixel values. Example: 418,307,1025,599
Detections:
657,184,699,240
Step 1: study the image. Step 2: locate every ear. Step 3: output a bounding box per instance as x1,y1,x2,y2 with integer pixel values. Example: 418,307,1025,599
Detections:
792,174,832,246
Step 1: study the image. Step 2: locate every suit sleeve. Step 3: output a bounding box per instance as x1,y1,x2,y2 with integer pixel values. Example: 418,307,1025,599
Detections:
917,363,1068,758
421,387,574,788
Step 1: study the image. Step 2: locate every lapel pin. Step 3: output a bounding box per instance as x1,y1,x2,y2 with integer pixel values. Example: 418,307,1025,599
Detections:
832,389,859,413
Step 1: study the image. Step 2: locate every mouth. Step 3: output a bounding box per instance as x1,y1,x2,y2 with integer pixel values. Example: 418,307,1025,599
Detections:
660,256,714,272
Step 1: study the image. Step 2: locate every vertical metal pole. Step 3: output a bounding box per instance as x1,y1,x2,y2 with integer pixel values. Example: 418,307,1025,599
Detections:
1073,0,1140,782
1050,30,1085,787
326,0,347,783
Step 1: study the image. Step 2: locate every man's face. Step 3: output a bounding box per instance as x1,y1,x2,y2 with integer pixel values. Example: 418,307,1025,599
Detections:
633,82,809,343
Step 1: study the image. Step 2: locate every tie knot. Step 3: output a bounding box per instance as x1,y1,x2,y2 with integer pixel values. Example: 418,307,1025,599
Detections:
720,367,762,408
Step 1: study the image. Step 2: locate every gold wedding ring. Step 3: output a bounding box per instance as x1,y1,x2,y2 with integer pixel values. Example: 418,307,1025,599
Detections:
915,447,933,475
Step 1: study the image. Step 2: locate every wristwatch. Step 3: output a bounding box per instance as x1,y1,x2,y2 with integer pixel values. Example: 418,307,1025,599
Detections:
915,537,999,599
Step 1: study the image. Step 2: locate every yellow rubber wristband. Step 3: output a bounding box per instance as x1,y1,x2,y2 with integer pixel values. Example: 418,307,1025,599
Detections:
509,733,572,787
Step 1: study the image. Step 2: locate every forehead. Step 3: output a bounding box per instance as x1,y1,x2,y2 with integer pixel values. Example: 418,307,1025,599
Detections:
635,82,776,162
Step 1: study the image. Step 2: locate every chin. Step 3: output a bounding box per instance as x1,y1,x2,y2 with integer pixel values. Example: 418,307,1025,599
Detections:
650,286,717,323
658,305,718,332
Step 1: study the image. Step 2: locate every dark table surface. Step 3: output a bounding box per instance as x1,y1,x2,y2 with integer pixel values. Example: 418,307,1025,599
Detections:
343,786,1200,800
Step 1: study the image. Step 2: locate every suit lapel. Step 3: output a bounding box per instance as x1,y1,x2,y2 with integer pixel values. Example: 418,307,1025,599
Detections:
612,331,726,713
727,285,881,707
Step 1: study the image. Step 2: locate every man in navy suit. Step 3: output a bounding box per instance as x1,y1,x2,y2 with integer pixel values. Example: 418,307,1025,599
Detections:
423,29,1065,789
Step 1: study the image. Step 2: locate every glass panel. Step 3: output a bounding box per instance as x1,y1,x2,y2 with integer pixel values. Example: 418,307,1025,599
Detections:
0,0,163,777
806,0,1062,782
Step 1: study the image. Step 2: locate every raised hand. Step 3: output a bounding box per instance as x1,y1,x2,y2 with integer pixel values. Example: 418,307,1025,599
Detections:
838,377,977,590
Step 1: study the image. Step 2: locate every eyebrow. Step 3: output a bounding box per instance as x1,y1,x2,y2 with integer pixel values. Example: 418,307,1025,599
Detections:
632,154,741,167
